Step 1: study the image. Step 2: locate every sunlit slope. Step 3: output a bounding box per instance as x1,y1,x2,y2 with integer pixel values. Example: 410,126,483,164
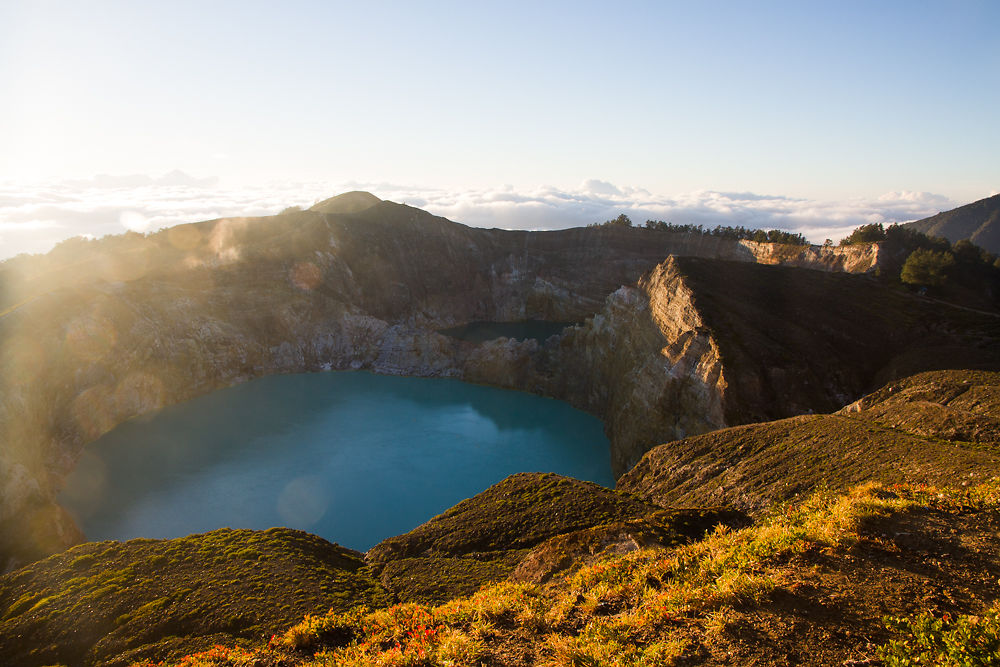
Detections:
0,472,738,666
0,528,389,667
364,472,742,604
259,482,1000,667
906,193,1000,254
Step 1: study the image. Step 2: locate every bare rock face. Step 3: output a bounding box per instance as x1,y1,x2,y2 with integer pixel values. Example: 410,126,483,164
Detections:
740,239,881,273
0,194,994,568
541,258,727,474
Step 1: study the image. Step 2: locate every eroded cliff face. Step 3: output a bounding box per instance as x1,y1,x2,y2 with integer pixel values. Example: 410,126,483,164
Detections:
1,194,982,569
539,258,727,474
740,240,880,273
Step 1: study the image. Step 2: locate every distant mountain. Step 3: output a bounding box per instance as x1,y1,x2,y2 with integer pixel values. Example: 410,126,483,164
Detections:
905,193,1000,254
309,190,382,214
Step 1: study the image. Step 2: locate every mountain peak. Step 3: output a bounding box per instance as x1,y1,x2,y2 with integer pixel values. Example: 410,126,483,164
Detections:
309,191,382,215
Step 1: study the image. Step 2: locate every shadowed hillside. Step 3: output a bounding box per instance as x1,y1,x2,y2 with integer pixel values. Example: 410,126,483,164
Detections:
541,256,1000,473
905,193,1000,254
617,369,1000,510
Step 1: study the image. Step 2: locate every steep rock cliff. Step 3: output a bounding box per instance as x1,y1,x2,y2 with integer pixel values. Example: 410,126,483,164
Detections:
540,258,727,474
740,239,880,272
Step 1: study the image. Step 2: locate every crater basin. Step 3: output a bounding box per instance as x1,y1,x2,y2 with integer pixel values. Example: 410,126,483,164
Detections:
59,371,612,550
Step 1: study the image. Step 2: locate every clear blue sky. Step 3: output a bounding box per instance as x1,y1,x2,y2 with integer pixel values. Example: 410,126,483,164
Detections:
1,0,998,202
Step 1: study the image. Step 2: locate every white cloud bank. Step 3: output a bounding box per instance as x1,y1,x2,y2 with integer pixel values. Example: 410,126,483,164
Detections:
0,172,963,260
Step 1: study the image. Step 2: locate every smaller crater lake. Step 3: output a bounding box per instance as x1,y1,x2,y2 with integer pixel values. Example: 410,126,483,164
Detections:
438,320,574,344
60,372,613,551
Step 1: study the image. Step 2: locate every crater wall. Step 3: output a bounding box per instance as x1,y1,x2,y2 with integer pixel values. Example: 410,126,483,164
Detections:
8,196,965,570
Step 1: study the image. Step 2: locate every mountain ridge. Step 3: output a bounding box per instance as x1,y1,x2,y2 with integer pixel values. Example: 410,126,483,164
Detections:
905,192,1000,254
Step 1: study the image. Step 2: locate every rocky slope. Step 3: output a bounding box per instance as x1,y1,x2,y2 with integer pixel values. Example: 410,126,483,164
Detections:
618,369,1000,511
2,192,998,571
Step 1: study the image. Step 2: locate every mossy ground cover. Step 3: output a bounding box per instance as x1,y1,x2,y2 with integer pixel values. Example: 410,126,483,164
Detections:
0,527,389,667
142,480,1000,666
365,472,742,605
364,472,664,604
367,473,665,562
619,370,1000,512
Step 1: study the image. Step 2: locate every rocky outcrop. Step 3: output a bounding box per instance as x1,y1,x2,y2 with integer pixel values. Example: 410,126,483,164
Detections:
540,258,727,474
740,239,880,273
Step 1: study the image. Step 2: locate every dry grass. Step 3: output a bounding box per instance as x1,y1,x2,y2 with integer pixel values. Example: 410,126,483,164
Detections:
148,479,1000,666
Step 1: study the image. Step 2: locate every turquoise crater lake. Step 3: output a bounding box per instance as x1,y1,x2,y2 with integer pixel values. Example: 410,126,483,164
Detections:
59,372,613,551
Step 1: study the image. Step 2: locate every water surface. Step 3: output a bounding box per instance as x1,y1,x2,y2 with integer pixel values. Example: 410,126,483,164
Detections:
60,372,611,550
439,320,574,344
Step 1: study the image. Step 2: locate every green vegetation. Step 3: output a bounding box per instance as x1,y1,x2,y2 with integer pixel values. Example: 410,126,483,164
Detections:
589,214,810,245
0,528,389,666
879,604,1000,666
901,248,956,286
606,213,634,227
366,472,741,604
839,222,887,245
134,480,1000,666
646,220,810,245
837,221,1000,305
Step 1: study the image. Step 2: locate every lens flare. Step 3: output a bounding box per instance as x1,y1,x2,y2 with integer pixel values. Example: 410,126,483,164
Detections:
167,224,203,251
277,475,328,527
209,218,246,264
65,315,118,362
290,261,323,291
98,251,149,282
2,334,47,386
58,450,108,519
71,384,116,440
114,372,166,417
